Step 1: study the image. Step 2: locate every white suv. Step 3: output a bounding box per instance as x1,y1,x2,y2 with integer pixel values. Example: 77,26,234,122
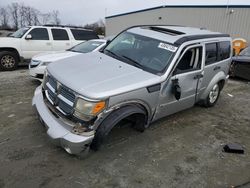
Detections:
29,39,107,81
0,25,99,71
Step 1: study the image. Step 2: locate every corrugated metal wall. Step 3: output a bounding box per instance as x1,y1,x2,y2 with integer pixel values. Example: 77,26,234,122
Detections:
106,7,250,41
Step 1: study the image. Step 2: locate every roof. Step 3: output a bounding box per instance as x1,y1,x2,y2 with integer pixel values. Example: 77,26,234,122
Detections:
106,5,250,19
29,25,93,31
127,25,230,45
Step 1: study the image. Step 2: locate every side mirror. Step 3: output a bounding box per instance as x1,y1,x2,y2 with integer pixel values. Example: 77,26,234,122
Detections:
107,39,112,45
172,79,181,100
25,34,32,40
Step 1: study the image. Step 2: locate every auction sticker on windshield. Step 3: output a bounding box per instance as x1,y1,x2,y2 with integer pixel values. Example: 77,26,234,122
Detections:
158,43,178,52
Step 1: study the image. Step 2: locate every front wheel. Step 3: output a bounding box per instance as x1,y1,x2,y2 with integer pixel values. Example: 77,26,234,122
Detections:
204,83,221,107
0,51,18,71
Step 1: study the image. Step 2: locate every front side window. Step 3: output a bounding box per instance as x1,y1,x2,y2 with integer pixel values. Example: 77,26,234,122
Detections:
175,47,202,74
103,32,177,74
28,28,49,40
51,29,69,40
219,41,231,60
10,27,30,38
69,41,105,53
205,43,217,65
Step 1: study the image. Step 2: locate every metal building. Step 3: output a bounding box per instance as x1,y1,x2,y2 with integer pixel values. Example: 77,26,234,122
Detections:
105,5,250,41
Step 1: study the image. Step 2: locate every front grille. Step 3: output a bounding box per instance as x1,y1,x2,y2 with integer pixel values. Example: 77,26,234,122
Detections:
45,75,76,116
48,76,57,89
60,86,76,103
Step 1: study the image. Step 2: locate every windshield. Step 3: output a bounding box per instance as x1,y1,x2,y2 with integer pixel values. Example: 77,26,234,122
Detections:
103,32,177,74
9,27,30,38
69,40,105,53
239,47,250,56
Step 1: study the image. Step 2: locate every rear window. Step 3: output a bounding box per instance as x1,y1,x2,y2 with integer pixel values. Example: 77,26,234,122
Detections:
205,43,218,65
70,29,99,40
218,41,231,60
51,29,69,40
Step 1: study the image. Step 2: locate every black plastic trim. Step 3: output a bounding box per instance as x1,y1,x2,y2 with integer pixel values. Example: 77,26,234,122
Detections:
147,84,161,93
174,34,230,45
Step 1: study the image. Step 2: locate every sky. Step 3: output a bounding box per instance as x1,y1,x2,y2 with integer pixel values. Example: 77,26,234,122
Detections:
0,0,250,25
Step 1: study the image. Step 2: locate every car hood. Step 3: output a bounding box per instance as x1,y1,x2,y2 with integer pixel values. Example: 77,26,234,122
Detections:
232,56,250,63
47,51,161,99
0,37,20,47
33,51,79,62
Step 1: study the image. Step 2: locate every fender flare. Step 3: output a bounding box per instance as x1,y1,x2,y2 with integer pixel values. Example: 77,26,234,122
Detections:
200,71,226,100
0,47,21,61
90,105,147,150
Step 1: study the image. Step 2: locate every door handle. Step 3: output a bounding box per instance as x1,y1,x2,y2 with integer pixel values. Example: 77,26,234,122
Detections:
46,42,51,46
66,43,70,46
194,74,204,80
214,66,221,71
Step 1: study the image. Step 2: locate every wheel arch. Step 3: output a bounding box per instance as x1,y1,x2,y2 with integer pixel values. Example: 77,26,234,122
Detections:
0,47,21,61
200,71,226,100
90,103,149,150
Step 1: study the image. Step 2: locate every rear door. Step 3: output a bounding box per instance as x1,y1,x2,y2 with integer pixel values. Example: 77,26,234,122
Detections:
21,28,52,59
154,44,204,120
200,41,231,92
51,28,71,51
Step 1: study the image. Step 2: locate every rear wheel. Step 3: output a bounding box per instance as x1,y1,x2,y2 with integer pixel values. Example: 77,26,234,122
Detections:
204,83,221,107
0,51,18,71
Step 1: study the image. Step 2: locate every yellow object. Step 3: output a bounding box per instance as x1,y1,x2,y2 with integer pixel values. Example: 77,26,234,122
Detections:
92,101,106,114
232,38,248,55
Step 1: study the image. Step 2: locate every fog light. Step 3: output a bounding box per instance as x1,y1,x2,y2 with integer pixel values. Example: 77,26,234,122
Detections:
72,124,88,135
64,147,72,154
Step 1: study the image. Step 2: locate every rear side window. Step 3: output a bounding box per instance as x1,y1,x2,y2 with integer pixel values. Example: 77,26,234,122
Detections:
218,41,231,60
28,28,49,40
71,29,99,40
51,29,69,40
205,43,217,65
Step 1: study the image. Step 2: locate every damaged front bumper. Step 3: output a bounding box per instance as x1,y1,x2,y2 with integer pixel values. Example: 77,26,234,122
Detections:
32,86,94,155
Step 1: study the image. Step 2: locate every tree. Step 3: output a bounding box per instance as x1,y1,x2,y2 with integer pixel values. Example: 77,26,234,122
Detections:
0,7,9,28
83,19,105,35
41,13,51,25
8,3,19,30
51,10,61,25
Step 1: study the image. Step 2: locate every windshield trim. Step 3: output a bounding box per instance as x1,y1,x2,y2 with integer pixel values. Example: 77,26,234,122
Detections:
10,27,31,38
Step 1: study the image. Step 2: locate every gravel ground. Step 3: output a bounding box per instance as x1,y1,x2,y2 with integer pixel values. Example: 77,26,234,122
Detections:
0,69,249,188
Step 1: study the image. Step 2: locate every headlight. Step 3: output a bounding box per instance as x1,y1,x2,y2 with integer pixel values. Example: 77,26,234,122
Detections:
41,62,52,66
30,59,41,67
74,98,106,121
42,69,48,88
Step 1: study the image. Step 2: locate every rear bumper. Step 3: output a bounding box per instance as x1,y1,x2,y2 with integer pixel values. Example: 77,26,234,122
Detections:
32,86,94,155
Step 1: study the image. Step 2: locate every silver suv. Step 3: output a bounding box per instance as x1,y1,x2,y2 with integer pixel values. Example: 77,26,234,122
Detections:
32,25,232,156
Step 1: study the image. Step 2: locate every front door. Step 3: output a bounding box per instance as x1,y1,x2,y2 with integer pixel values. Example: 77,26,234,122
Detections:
154,44,204,120
21,28,52,59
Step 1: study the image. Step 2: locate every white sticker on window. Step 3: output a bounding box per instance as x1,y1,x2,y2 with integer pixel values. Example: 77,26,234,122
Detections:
158,43,178,52
91,43,101,46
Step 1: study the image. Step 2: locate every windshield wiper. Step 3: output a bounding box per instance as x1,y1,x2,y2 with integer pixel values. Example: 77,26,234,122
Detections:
104,49,120,58
121,55,144,69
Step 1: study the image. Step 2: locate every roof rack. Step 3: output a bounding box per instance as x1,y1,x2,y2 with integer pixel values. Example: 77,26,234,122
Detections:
143,26,186,36
43,24,92,30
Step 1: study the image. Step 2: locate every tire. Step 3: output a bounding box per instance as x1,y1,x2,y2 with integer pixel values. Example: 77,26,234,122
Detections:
0,51,18,71
90,105,147,151
204,83,221,107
